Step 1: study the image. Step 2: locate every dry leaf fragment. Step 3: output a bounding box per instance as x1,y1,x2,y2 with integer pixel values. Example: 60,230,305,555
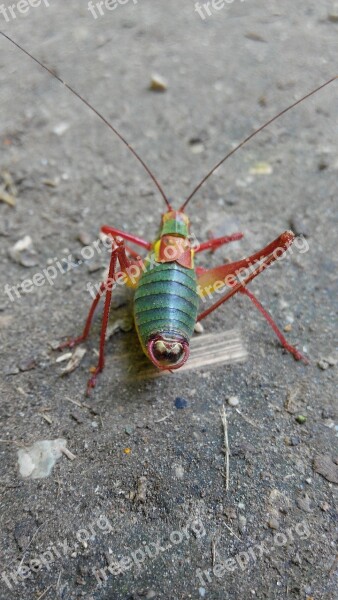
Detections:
249,162,273,175
0,170,17,206
9,235,38,267
0,189,16,206
61,347,87,375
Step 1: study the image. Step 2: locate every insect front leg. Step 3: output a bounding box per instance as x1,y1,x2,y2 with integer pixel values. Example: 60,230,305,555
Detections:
58,280,107,351
58,239,121,353
86,238,142,394
100,225,152,259
101,225,151,250
58,236,142,393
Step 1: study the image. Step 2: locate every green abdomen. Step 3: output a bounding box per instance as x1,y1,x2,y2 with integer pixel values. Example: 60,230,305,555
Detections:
134,263,199,350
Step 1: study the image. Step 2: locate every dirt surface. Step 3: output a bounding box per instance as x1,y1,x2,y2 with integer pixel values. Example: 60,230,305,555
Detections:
0,2,337,599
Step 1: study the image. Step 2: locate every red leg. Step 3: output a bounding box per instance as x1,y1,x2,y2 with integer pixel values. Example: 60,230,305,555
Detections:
86,248,118,394
195,232,244,254
86,239,143,394
124,244,141,260
196,231,308,363
239,287,307,362
58,281,106,350
58,236,142,393
58,238,122,350
197,231,294,293
101,225,151,250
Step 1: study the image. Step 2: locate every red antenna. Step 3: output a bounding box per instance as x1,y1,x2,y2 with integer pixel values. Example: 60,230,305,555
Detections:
0,31,172,211
180,76,337,211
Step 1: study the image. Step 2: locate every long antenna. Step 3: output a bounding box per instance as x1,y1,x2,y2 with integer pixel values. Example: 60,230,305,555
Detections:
0,31,172,211
180,76,337,211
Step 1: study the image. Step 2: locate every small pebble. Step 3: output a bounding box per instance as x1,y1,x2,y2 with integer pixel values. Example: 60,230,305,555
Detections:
238,515,247,534
249,161,273,175
125,425,134,436
194,322,204,334
318,356,337,370
322,408,335,419
174,465,184,479
296,493,313,513
70,411,85,425
318,159,329,171
313,455,338,484
53,122,70,136
199,588,206,598
328,4,338,22
268,517,279,530
149,75,167,92
0,315,12,329
189,139,205,154
245,31,267,42
285,436,301,447
88,261,103,273
227,396,239,407
175,397,188,409
224,506,237,520
289,216,309,238
77,231,92,246
19,358,37,372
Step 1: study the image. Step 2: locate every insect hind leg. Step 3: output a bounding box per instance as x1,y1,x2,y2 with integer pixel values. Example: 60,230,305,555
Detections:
196,230,308,363
239,287,308,363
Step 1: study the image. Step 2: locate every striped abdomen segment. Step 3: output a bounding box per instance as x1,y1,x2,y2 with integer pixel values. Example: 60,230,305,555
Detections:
134,262,199,349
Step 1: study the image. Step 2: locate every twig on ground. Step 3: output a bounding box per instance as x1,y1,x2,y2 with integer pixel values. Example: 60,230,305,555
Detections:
220,404,230,492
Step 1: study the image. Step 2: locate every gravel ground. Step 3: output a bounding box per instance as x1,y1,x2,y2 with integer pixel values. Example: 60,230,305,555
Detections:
0,2,337,599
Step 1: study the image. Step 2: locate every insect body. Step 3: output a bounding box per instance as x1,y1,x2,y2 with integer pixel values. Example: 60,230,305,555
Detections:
134,211,199,369
1,31,336,394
